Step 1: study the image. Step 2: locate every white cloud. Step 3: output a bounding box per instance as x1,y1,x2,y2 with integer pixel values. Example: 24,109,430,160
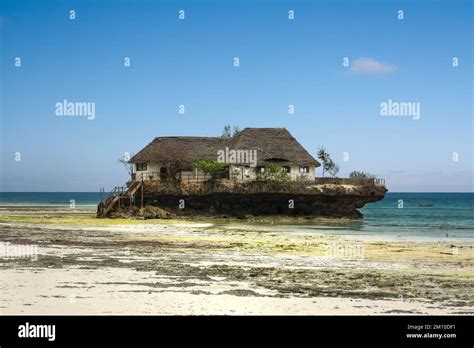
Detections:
349,57,398,75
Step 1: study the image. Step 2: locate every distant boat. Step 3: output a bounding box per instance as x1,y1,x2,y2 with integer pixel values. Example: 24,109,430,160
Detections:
419,201,433,207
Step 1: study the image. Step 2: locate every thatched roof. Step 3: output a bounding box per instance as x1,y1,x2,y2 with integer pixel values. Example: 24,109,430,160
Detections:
129,128,320,167
129,136,226,166
229,128,320,166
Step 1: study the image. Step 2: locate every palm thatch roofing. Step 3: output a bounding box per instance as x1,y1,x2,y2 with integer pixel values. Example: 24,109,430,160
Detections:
129,128,320,167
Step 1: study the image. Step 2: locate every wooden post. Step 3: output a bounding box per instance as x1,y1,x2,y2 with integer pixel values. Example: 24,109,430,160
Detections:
141,180,144,209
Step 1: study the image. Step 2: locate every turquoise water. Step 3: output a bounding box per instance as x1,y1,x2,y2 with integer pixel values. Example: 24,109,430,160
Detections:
303,193,473,238
0,192,472,238
0,192,100,207
360,192,473,238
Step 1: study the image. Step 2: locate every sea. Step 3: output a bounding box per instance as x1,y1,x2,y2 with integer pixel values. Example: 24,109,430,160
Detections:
0,192,472,239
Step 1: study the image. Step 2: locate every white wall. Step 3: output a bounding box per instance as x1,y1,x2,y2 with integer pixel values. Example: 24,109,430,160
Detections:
230,165,257,180
230,164,315,181
134,162,161,180
289,165,315,181
134,162,317,181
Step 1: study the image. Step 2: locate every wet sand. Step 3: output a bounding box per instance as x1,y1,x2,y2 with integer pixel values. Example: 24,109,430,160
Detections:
0,207,473,315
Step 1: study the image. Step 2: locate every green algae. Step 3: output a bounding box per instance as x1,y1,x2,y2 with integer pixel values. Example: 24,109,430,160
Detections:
0,210,472,307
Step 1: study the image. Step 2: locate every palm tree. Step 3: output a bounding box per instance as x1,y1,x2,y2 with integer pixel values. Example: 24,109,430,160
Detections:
317,147,330,177
317,147,339,177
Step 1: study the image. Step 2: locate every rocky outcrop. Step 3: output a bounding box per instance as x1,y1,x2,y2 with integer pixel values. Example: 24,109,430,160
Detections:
125,180,387,219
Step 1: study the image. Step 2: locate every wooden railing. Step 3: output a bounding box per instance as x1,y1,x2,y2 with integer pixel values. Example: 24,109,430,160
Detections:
98,178,144,217
99,185,127,203
180,173,229,183
130,171,387,186
138,172,161,180
374,178,385,186
314,177,386,186
288,173,314,181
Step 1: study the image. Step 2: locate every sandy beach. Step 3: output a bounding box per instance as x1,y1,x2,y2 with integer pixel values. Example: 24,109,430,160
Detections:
0,206,473,315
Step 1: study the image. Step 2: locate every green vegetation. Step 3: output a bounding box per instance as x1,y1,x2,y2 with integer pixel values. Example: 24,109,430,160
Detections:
0,214,162,226
221,124,242,139
194,160,230,180
118,153,134,179
349,171,374,179
317,147,339,177
255,163,291,182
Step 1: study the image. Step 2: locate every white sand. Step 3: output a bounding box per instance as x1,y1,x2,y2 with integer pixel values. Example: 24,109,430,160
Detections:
0,267,466,315
0,214,472,315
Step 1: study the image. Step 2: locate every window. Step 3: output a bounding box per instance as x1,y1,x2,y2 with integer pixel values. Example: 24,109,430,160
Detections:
136,163,147,171
299,166,309,174
257,166,266,173
282,166,291,173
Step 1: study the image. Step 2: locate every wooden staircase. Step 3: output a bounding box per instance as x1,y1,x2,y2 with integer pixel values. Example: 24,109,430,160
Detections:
97,179,144,218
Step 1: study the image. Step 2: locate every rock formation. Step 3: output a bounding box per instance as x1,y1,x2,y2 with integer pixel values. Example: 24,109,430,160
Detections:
101,179,387,219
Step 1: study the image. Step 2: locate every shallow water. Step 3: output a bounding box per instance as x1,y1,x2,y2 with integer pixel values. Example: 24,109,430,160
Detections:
361,193,473,238
284,193,474,239
0,192,472,238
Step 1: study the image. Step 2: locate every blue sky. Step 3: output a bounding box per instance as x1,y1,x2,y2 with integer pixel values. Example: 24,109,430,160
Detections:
1,0,472,192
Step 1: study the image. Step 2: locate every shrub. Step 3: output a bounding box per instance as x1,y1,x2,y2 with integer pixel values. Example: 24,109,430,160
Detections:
255,163,291,182
194,160,229,180
349,171,373,179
